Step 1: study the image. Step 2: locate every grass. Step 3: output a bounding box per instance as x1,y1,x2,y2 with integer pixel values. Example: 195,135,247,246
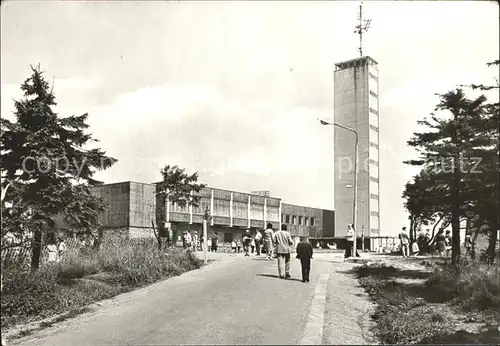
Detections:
353,258,500,344
1,238,201,330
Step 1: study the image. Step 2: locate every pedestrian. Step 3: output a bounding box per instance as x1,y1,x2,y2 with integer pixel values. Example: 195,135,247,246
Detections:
273,224,294,279
57,237,67,262
236,239,242,253
296,236,313,283
344,224,359,259
464,231,472,257
207,238,212,252
231,239,237,253
263,223,274,260
444,230,452,258
399,227,410,257
254,229,262,255
192,231,198,251
251,238,255,253
434,229,446,257
45,234,58,263
243,230,252,257
211,233,219,252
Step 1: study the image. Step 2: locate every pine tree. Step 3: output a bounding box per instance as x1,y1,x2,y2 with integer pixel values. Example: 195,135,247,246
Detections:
405,88,493,264
1,65,117,269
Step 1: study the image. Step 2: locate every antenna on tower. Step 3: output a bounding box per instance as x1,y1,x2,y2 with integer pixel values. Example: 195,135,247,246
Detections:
354,2,371,57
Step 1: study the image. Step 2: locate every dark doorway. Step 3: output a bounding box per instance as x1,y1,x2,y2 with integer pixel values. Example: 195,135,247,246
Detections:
224,233,233,243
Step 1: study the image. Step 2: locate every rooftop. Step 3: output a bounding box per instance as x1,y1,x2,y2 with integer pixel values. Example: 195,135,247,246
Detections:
334,56,378,71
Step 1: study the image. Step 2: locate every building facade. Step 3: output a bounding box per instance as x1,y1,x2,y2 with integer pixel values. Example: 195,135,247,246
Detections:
90,181,335,244
333,56,380,249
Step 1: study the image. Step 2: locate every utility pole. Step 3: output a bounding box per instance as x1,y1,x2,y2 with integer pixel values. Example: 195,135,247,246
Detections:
203,206,211,266
354,2,371,57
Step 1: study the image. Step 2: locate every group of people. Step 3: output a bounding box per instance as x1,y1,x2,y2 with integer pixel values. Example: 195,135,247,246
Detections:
398,226,472,258
182,230,219,252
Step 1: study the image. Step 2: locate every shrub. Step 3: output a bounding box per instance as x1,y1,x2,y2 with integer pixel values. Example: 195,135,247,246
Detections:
426,259,500,316
1,238,201,329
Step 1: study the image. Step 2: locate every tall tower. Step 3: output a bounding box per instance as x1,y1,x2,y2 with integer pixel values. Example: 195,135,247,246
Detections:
333,3,380,246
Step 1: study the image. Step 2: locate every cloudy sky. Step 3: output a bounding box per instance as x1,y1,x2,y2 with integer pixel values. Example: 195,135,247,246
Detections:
1,1,498,236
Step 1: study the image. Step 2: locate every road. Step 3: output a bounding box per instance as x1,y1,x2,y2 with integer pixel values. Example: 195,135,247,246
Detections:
9,252,375,345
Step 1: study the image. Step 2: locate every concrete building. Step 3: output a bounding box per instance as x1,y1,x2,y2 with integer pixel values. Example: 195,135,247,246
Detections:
90,181,335,244
333,56,380,250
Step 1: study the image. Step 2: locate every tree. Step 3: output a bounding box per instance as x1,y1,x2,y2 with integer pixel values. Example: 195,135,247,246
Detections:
1,65,117,268
154,165,206,249
405,88,493,264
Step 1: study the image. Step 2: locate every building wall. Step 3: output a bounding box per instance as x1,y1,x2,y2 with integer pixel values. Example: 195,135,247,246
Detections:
281,203,333,238
334,56,379,237
91,182,130,228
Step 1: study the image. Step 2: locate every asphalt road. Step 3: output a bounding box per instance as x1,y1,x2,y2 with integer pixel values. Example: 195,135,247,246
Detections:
10,252,375,345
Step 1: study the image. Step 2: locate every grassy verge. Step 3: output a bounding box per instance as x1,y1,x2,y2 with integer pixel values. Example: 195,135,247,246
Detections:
353,258,500,344
1,238,201,330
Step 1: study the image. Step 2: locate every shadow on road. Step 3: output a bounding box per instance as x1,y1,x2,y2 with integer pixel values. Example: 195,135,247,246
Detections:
252,257,273,261
257,274,304,282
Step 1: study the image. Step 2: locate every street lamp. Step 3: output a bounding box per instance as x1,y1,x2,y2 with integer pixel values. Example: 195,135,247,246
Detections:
319,119,359,258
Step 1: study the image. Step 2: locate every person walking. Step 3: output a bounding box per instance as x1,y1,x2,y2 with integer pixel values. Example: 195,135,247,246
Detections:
192,231,198,251
211,233,219,252
434,229,446,257
57,237,67,262
263,223,274,260
296,237,313,283
207,238,212,252
231,240,237,253
399,227,410,257
273,224,294,279
444,230,452,258
243,230,252,257
254,229,262,255
236,239,242,253
251,238,255,254
464,231,472,257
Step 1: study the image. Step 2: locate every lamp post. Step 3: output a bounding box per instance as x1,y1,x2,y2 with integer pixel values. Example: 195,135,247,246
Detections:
320,119,359,258
203,207,211,266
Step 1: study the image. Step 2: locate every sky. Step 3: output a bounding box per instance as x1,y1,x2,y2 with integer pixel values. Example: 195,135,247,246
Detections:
1,1,498,236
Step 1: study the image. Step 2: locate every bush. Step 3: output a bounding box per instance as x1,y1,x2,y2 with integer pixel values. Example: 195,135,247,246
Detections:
1,238,201,329
426,259,500,315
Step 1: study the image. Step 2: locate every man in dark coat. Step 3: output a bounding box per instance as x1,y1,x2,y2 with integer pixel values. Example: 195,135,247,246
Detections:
296,236,314,283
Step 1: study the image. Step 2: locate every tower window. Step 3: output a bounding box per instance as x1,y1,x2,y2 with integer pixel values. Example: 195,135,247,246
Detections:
370,125,379,132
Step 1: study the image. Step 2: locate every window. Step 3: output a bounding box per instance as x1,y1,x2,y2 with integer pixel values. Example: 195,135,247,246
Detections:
369,90,378,98
310,217,315,226
192,197,211,214
298,216,303,225
172,202,188,213
370,211,379,217
282,214,286,223
214,199,230,217
250,203,264,220
285,214,290,223
370,177,379,183
369,108,378,115
369,72,378,81
233,201,248,218
305,217,310,226
369,159,379,166
292,215,297,225
369,124,379,132
369,142,379,149
370,194,379,200
267,206,279,222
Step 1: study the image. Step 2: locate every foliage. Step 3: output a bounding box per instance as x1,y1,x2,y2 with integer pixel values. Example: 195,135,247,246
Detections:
154,165,206,248
403,60,499,263
0,65,117,267
1,238,201,329
354,260,500,345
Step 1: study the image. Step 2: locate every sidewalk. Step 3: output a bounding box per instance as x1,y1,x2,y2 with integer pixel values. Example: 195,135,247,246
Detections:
322,255,378,345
